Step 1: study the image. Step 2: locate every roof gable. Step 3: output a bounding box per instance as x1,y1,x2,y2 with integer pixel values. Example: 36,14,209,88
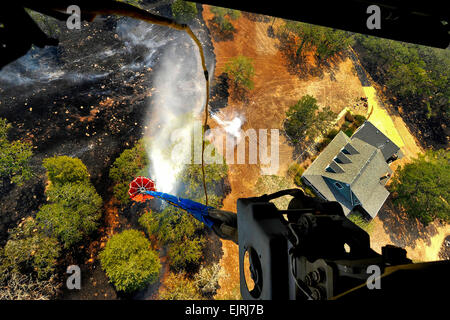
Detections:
302,121,399,218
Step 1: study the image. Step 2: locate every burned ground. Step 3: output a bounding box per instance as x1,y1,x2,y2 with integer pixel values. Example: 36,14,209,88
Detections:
0,2,219,300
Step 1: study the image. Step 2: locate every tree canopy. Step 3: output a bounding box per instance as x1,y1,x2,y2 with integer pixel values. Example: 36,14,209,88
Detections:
99,229,161,293
37,183,102,248
43,155,89,187
389,149,449,225
37,156,102,248
284,95,335,145
109,139,149,204
167,236,205,271
278,21,354,66
140,206,205,272
210,6,240,33
1,217,60,280
138,142,228,272
355,35,450,145
224,55,255,92
159,272,203,300
172,0,198,23
0,118,33,187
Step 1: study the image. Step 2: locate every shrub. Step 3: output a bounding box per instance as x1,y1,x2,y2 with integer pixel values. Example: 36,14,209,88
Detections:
224,55,255,91
287,162,304,187
345,112,355,122
0,118,33,187
194,263,223,295
179,152,228,202
0,271,59,300
347,212,374,234
210,6,240,33
344,127,355,137
36,183,102,248
43,156,89,187
109,140,149,204
354,115,367,127
326,129,339,139
138,210,159,237
99,230,161,292
140,207,206,272
316,137,332,152
172,0,198,23
154,206,204,243
167,236,205,272
284,95,335,145
46,182,102,213
159,272,203,300
389,149,449,225
1,217,60,280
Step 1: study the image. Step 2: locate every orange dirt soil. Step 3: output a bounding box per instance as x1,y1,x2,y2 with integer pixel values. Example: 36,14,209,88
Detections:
202,7,367,299
86,196,121,264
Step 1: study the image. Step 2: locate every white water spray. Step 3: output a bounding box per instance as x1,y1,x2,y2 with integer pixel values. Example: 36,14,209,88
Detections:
144,30,208,194
211,112,245,144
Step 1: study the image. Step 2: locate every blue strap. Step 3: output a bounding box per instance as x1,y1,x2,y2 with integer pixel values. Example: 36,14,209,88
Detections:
145,191,214,228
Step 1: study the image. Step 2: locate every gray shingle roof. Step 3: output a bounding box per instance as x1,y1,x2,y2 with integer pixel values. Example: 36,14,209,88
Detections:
352,121,401,161
302,121,400,218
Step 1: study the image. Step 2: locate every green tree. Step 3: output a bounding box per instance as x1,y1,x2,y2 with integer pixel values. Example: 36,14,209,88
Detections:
1,217,60,280
172,0,198,23
43,156,89,187
153,206,204,244
168,236,205,271
36,183,102,248
353,115,367,127
224,55,255,91
140,143,228,271
109,139,149,204
144,206,205,271
282,21,317,62
37,156,102,248
279,21,353,65
355,35,450,143
210,6,240,33
99,230,161,293
159,272,203,300
389,150,449,225
315,27,354,63
0,118,33,187
37,192,101,249
138,210,160,237
284,95,335,144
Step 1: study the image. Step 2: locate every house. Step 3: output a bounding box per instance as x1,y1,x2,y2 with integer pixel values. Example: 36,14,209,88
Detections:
302,121,403,219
